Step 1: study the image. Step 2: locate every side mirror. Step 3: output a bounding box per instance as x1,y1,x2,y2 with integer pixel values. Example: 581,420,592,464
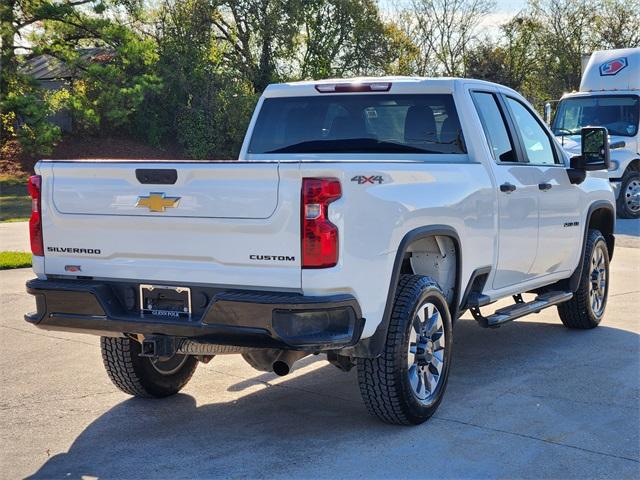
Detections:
544,102,552,125
570,127,610,171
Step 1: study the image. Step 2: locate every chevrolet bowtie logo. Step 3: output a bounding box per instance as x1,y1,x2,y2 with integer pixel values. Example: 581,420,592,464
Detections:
136,193,180,212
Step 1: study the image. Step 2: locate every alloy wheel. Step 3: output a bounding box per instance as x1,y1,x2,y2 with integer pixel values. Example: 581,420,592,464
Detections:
589,243,608,318
407,301,446,404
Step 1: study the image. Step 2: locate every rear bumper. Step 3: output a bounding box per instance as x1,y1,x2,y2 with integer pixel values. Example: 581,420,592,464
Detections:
25,278,364,351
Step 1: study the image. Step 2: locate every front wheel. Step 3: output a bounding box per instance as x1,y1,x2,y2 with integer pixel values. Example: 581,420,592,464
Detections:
357,275,453,425
617,170,640,219
101,336,198,398
558,229,610,329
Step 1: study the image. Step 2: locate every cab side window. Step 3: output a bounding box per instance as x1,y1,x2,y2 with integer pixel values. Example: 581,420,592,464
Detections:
505,97,559,166
471,92,517,163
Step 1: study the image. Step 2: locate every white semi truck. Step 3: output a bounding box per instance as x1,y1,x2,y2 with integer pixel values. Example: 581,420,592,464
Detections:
550,47,640,218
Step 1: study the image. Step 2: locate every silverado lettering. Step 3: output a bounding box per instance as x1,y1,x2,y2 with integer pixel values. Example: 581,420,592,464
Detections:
47,247,101,254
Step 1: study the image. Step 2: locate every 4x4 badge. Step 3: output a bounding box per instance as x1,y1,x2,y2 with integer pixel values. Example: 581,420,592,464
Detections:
136,192,180,212
351,175,384,184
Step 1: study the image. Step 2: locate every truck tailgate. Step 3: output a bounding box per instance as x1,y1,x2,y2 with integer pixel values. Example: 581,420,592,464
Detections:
39,161,301,290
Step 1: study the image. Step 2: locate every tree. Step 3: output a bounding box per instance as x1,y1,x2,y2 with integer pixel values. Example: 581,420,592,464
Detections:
210,0,400,89
463,0,640,109
594,0,640,49
0,0,151,151
1,1,103,143
211,0,304,92
380,20,421,76
528,0,597,99
397,0,494,76
298,0,394,79
1,1,141,103
465,15,543,98
147,0,257,157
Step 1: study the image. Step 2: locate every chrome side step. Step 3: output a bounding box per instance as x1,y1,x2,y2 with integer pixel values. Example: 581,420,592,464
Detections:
471,291,573,328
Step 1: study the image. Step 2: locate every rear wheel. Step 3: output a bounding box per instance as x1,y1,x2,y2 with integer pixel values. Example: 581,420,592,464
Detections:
357,275,453,425
101,336,198,398
558,229,610,329
617,170,640,219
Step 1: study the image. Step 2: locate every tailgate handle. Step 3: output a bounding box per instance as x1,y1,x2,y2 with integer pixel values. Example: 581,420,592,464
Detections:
136,169,177,185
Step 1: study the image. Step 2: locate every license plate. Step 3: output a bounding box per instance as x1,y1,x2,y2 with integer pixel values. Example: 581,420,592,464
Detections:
140,284,191,319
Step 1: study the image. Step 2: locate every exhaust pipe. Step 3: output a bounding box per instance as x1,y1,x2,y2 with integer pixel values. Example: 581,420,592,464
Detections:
272,351,309,376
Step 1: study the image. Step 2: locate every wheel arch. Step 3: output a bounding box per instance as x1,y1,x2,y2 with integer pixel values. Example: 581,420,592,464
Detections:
623,158,640,173
567,201,615,292
343,225,461,358
588,203,615,258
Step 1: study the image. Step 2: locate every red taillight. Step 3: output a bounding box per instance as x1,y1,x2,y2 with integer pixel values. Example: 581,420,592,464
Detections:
28,175,44,256
301,178,341,268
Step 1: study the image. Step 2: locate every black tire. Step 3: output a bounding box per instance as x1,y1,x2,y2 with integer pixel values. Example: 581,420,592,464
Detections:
616,170,640,219
357,275,453,425
558,229,610,329
100,336,198,398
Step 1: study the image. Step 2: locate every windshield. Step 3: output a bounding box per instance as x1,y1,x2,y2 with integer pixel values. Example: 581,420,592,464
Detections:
248,94,466,155
552,95,639,137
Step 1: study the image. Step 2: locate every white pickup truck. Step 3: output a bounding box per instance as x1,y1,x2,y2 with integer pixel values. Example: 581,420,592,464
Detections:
25,77,615,425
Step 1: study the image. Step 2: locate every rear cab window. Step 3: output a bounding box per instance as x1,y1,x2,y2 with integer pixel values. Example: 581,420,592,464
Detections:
248,94,467,157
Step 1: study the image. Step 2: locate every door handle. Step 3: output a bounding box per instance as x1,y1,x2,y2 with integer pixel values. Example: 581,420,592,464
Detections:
538,183,552,191
136,169,178,185
500,183,516,193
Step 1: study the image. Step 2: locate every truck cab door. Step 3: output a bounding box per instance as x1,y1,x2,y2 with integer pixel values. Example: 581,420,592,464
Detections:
471,91,540,290
501,96,582,277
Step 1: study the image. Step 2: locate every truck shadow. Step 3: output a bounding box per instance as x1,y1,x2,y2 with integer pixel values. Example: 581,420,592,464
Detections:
26,318,640,479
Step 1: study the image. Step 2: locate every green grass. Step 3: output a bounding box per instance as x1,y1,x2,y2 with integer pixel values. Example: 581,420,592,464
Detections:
0,195,31,222
0,176,30,222
0,251,32,270
0,175,29,195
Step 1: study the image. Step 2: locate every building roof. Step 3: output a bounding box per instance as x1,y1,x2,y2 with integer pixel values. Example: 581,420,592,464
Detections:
20,48,113,81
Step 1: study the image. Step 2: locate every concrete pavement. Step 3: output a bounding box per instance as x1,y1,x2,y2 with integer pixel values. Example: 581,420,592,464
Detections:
0,221,30,252
1,246,638,479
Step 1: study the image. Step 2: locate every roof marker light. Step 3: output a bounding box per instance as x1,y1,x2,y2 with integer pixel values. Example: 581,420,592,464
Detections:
315,84,338,93
315,82,392,93
369,82,392,91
